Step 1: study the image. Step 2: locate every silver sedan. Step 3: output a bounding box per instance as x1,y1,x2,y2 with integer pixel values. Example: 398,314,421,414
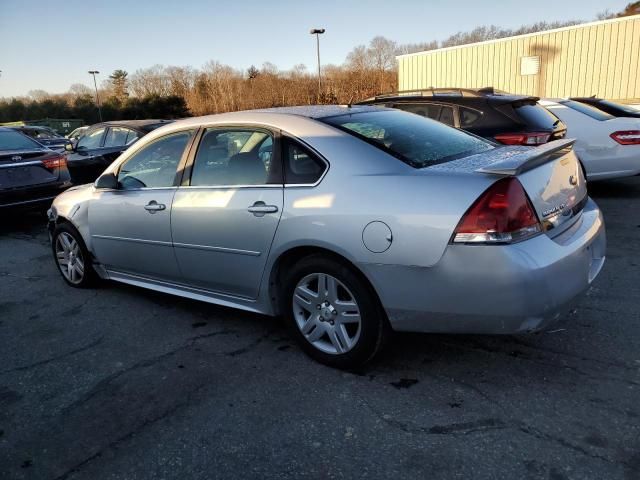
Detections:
48,106,606,368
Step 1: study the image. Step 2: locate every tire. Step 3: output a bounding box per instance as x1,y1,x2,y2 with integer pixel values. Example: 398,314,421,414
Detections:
280,254,388,369
51,222,97,288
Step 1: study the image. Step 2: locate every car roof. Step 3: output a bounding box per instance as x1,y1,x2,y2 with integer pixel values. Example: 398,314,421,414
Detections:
9,125,50,130
90,119,174,131
357,87,539,104
156,105,388,131
252,105,383,118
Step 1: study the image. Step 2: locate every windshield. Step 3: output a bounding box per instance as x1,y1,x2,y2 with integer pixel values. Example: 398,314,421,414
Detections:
320,110,493,168
0,130,43,151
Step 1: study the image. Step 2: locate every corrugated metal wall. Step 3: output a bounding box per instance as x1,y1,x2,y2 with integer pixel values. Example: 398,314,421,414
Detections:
397,15,640,100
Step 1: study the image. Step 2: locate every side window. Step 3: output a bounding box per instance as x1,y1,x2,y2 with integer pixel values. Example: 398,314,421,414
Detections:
125,129,141,145
117,130,194,190
394,102,442,121
35,129,55,139
459,107,482,128
77,128,106,150
103,127,130,148
190,128,278,186
23,129,38,138
283,138,326,185
438,105,455,126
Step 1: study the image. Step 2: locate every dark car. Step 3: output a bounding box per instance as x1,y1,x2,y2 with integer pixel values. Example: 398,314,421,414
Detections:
570,97,640,119
357,87,567,146
9,125,71,151
0,127,72,210
65,119,173,184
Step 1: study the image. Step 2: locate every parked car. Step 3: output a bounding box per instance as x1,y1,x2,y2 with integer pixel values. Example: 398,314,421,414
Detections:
570,97,640,119
357,88,567,145
65,120,173,184
48,106,605,368
540,99,640,180
66,126,89,145
9,125,71,151
0,127,72,210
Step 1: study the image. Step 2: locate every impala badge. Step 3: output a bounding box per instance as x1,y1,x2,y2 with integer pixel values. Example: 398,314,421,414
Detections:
543,203,567,217
569,175,578,186
11,155,22,162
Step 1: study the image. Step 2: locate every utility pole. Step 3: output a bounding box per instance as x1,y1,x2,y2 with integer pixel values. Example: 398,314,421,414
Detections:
310,28,325,103
88,70,102,122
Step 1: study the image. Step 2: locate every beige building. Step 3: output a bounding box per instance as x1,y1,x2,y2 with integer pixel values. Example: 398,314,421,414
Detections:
397,15,640,100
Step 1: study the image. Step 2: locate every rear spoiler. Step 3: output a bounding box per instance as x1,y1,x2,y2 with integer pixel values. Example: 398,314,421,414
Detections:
476,139,576,176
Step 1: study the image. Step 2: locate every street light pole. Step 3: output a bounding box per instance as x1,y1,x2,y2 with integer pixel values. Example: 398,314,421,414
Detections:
310,28,325,103
88,70,102,122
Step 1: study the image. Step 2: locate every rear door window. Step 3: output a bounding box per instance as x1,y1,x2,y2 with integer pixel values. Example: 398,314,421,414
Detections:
393,102,456,127
321,110,493,168
190,128,280,186
103,127,130,148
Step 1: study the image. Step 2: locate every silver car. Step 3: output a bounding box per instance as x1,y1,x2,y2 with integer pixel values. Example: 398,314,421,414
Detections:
48,106,606,368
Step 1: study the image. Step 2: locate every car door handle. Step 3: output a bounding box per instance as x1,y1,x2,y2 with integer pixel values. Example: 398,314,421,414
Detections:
144,201,166,213
248,201,279,216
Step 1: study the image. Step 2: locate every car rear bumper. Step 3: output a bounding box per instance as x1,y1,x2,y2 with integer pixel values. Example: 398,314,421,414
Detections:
0,181,72,209
360,198,606,334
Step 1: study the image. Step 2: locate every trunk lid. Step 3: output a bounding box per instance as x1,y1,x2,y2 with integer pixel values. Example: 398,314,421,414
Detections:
428,139,587,235
477,139,587,234
0,149,61,190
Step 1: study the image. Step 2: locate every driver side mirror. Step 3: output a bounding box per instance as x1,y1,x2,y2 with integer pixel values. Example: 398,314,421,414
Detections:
95,172,118,189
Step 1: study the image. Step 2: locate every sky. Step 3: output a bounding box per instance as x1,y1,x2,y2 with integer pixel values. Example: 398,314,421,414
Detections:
0,0,631,98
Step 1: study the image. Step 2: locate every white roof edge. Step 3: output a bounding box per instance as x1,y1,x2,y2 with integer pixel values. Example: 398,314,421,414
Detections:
396,14,640,59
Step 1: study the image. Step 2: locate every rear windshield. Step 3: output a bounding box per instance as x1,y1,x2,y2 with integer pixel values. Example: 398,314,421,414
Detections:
320,110,493,168
514,103,564,129
596,100,640,115
563,100,616,120
0,130,43,151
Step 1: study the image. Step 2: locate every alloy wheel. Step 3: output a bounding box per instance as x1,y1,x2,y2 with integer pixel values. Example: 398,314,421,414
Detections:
55,232,85,285
292,273,362,355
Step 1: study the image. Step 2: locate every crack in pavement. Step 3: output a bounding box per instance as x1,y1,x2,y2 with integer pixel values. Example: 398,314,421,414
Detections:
439,340,640,388
61,328,238,414
0,271,42,280
0,337,104,375
51,383,207,480
358,394,632,469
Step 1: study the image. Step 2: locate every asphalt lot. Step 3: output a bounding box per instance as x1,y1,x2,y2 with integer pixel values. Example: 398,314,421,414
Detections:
0,177,639,480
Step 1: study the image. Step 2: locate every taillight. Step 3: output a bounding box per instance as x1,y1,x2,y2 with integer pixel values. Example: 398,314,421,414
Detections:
610,130,640,145
494,132,551,146
453,177,541,244
42,154,67,170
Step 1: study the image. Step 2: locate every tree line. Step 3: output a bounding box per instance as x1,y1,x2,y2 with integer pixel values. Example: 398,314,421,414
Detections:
2,5,637,125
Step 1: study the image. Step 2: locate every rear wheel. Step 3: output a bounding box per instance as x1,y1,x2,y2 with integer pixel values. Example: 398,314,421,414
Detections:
52,223,97,288
281,255,387,369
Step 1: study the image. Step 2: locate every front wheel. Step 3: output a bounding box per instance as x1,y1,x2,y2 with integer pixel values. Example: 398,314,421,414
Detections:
52,223,97,288
281,255,388,369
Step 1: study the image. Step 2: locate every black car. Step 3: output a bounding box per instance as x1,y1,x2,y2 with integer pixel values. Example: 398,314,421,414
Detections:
570,97,640,119
65,119,173,184
357,87,567,146
0,127,72,210
9,126,71,151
